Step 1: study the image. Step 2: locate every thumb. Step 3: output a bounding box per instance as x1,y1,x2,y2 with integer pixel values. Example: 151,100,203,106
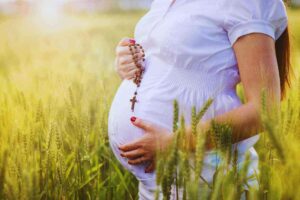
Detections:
131,117,153,132
118,37,135,47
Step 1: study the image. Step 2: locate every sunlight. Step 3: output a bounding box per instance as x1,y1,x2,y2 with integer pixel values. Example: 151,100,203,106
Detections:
33,0,65,29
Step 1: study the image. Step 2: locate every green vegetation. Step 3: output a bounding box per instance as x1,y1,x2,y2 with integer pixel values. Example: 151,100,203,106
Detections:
0,9,299,199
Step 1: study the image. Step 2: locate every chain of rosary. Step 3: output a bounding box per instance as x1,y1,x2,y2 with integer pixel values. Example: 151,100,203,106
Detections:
129,43,145,112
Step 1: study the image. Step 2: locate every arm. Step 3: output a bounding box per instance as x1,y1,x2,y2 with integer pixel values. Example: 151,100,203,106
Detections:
186,33,281,150
119,33,282,172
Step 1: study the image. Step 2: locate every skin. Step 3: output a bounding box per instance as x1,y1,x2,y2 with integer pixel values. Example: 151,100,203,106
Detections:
114,38,145,80
115,33,281,173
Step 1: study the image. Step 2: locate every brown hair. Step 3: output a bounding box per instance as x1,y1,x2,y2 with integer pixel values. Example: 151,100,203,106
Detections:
275,26,292,100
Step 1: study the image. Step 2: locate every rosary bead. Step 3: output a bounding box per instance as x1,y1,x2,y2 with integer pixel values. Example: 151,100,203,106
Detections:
129,48,134,54
129,42,146,112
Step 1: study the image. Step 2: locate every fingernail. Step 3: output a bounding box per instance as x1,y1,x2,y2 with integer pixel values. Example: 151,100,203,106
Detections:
130,116,136,122
129,39,136,44
120,153,124,157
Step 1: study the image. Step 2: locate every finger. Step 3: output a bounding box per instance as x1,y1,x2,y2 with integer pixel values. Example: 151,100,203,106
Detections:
118,52,145,65
116,46,132,57
145,161,155,173
128,156,150,165
131,117,154,132
117,45,142,56
124,68,141,80
121,149,145,159
118,64,140,80
131,53,145,63
118,140,141,152
122,62,138,73
118,62,136,77
118,55,134,65
118,37,135,47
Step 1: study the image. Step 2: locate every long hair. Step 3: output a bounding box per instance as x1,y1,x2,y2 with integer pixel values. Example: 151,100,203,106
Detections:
275,26,292,100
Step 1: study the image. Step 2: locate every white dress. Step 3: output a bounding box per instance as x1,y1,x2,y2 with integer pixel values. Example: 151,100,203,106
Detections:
108,0,288,199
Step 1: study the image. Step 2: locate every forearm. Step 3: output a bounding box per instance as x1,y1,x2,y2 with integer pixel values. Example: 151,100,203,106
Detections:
185,102,263,151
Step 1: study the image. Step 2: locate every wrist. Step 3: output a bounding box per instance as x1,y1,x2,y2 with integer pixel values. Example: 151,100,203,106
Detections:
197,121,214,150
159,133,174,153
185,126,195,151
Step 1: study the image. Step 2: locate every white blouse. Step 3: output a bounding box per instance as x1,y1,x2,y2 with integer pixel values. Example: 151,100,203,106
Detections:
108,0,288,185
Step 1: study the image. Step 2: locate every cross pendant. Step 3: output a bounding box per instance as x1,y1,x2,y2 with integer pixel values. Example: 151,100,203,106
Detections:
130,96,138,112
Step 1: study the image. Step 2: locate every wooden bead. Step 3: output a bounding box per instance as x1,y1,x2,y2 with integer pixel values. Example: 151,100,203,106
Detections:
129,42,146,112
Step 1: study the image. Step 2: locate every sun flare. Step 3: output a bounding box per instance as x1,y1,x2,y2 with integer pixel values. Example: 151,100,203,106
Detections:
33,0,66,29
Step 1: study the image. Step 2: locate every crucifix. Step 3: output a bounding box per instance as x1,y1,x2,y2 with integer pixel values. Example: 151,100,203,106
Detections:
128,42,145,113
130,95,138,112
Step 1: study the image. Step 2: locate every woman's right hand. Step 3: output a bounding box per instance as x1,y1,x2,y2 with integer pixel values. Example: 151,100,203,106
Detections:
114,37,145,80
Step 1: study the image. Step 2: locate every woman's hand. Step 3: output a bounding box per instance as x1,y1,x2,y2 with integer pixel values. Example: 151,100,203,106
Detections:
114,37,145,80
118,117,173,173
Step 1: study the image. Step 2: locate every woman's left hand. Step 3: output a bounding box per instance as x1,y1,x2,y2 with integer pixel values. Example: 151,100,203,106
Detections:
118,117,173,173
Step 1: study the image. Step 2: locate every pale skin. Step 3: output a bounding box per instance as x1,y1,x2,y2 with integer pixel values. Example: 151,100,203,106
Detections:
114,33,282,173
114,38,145,80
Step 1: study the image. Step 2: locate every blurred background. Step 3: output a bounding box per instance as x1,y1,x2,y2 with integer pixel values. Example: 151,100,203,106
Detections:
0,1,299,199
0,0,151,15
0,0,299,15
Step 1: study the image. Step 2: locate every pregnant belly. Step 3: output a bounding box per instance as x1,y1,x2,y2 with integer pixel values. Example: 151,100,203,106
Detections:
108,57,175,145
108,58,244,147
107,63,260,183
108,78,174,145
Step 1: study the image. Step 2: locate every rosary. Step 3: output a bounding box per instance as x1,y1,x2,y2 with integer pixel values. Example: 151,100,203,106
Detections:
129,42,146,112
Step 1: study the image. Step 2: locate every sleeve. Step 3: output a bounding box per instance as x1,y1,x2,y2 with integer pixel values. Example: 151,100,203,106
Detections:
223,0,288,46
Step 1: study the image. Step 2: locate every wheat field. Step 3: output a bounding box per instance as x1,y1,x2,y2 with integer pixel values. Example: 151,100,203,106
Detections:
0,9,299,200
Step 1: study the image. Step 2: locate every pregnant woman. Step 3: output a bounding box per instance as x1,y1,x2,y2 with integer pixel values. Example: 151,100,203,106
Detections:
108,0,290,199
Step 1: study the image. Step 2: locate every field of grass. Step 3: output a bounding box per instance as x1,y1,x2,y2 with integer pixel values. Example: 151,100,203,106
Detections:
0,9,299,200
